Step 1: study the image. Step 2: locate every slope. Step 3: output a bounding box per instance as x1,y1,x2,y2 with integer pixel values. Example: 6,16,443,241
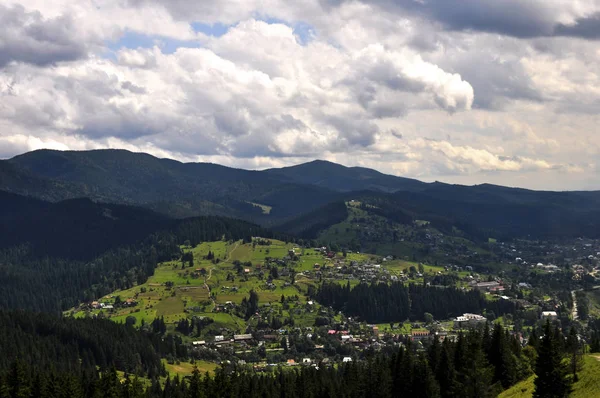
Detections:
0,190,280,312
265,159,427,192
498,355,600,398
8,149,339,220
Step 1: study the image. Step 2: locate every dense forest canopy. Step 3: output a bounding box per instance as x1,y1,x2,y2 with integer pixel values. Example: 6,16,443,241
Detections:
316,282,517,323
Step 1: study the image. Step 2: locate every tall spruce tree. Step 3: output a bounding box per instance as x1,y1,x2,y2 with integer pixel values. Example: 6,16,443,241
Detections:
533,321,570,398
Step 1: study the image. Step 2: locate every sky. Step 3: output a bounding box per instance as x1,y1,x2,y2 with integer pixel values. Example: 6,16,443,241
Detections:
0,1,599,190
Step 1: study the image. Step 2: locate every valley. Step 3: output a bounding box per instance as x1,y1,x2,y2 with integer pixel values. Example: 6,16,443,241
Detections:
1,149,600,397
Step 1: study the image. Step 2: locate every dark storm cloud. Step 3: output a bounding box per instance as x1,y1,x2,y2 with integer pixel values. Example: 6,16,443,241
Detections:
0,4,87,68
554,13,600,39
323,0,600,40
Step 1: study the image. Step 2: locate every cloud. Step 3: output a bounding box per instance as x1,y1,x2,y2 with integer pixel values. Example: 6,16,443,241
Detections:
0,17,475,160
0,4,88,67
323,0,600,40
554,12,600,39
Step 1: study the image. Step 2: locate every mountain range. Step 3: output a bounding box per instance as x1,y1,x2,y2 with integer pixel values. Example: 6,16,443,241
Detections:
2,148,600,241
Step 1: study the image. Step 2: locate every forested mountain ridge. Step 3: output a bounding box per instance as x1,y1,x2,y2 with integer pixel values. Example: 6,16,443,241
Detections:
4,148,600,240
7,149,340,221
0,190,282,312
264,159,427,192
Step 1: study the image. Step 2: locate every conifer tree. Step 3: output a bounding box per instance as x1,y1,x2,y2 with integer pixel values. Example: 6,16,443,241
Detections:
7,360,29,398
533,321,570,398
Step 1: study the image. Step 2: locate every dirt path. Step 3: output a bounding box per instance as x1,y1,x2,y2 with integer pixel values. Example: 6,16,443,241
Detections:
203,241,240,299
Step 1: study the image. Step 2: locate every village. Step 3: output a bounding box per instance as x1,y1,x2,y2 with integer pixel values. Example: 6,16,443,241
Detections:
67,234,600,370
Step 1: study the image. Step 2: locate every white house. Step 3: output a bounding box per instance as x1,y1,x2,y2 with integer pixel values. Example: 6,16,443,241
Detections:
541,311,558,321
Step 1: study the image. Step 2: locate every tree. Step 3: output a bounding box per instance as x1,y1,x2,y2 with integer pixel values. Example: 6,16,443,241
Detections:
7,360,29,398
533,321,570,398
243,290,259,320
424,312,434,324
566,327,580,382
125,315,137,327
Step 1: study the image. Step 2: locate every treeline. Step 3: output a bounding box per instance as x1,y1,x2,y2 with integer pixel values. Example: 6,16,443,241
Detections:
0,311,187,378
0,217,279,313
0,324,534,397
316,282,517,323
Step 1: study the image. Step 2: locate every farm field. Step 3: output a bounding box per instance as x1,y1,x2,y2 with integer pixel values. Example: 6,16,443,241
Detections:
69,236,468,344
70,239,324,331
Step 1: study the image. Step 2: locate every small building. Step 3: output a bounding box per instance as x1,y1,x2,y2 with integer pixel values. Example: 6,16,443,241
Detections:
192,340,206,346
541,311,558,321
302,358,312,364
214,335,225,342
411,330,432,342
234,334,254,341
473,281,501,291
342,357,352,363
454,313,486,329
287,359,296,366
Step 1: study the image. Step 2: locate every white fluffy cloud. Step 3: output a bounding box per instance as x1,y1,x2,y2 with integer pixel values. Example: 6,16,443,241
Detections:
0,0,599,190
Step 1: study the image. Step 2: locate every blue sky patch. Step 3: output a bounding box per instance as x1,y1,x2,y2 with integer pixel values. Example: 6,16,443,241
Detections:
191,22,231,37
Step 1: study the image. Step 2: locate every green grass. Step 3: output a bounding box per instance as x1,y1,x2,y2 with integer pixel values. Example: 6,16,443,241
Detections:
164,360,218,377
571,355,600,398
499,355,600,398
498,375,535,398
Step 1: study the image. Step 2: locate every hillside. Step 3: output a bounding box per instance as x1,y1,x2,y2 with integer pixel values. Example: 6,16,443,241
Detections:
265,159,427,192
4,149,600,240
499,355,600,398
0,190,279,312
8,149,339,221
0,190,172,260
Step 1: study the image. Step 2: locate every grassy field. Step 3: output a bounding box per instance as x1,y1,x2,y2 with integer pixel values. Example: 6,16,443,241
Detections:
498,355,600,398
164,360,218,377
72,238,319,331
69,235,484,344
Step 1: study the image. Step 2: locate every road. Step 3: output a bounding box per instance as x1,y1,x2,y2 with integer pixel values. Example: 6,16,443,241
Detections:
572,290,578,321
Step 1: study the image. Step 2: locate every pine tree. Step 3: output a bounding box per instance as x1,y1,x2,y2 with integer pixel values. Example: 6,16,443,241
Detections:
188,367,203,398
533,321,570,398
566,327,580,382
7,359,29,398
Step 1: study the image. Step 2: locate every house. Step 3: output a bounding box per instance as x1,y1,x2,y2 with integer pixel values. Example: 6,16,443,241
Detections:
302,358,312,364
473,281,501,291
541,311,558,321
454,313,486,329
214,335,225,342
342,357,352,363
410,331,432,342
234,334,253,341
327,330,337,335
287,359,296,366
